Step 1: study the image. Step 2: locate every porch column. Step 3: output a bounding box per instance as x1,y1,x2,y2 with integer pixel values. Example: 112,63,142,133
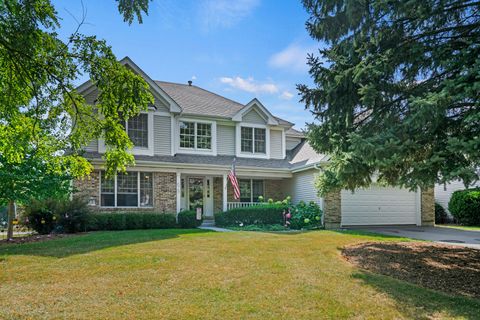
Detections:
176,171,181,214
222,173,228,212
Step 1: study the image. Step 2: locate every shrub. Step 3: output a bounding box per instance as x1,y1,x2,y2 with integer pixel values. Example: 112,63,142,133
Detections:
86,212,177,231
23,199,59,234
288,201,323,230
177,210,202,228
434,203,449,224
56,196,91,233
448,188,480,226
215,204,286,227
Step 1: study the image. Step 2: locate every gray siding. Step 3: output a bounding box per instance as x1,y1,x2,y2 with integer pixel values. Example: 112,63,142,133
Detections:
84,89,98,104
435,180,480,214
154,96,169,113
286,137,302,150
217,125,235,155
154,115,171,155
270,130,283,159
243,109,266,124
85,140,98,152
290,169,323,209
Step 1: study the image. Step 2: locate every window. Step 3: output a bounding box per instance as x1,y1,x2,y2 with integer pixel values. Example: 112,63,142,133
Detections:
241,127,266,154
239,179,264,202
100,171,154,208
126,114,149,148
179,121,212,150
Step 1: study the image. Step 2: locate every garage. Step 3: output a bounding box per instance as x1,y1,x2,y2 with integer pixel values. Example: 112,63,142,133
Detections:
341,185,420,226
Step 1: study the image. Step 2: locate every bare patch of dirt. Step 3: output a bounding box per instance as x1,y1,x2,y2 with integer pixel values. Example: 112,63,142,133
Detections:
0,233,83,245
342,242,480,299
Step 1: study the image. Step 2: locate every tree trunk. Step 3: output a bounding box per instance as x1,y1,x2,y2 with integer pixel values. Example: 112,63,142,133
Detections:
6,201,15,240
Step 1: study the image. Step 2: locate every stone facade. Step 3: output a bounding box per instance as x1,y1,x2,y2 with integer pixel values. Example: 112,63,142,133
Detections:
74,171,177,213
213,177,223,213
421,187,435,226
323,190,341,229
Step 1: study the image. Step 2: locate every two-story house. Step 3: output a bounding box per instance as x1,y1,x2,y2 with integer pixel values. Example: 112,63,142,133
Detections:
75,57,434,229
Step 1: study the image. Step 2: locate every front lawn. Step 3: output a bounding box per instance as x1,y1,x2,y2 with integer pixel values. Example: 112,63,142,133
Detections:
0,229,479,319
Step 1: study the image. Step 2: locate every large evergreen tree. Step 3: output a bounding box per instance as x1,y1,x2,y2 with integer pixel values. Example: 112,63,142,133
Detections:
0,0,153,239
299,0,480,195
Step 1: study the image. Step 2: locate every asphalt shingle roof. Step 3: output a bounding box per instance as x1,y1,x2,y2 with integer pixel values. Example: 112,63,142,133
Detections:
155,81,293,126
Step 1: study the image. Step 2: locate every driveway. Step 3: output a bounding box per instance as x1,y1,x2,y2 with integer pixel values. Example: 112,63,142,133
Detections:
348,226,480,249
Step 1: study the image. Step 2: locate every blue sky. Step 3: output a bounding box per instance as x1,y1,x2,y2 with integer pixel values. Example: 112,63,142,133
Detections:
53,0,320,129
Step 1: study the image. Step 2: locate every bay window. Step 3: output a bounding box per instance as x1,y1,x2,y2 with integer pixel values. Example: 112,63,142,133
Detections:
100,171,153,207
239,179,264,202
179,121,212,150
241,127,266,154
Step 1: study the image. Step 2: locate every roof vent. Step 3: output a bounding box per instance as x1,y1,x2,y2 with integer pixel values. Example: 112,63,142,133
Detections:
188,80,192,86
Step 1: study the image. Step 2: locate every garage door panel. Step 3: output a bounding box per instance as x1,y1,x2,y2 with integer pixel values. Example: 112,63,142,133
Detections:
341,186,418,226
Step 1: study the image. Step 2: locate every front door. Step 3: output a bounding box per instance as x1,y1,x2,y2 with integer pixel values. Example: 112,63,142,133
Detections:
187,176,214,219
188,177,204,214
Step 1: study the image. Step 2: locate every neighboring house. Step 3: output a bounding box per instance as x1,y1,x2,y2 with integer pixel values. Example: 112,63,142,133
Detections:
435,180,480,215
75,57,434,229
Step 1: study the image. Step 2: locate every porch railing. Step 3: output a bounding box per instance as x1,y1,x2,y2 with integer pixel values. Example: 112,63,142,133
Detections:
227,202,263,210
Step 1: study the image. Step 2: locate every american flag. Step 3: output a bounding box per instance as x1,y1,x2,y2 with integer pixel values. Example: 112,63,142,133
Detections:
228,158,240,200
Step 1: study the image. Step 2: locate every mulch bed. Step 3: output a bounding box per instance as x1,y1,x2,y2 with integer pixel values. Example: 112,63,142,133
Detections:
0,233,82,245
342,242,480,299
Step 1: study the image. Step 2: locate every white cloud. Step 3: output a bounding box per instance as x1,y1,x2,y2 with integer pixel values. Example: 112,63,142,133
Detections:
279,90,294,100
269,43,316,73
199,0,260,30
220,76,278,94
191,75,197,80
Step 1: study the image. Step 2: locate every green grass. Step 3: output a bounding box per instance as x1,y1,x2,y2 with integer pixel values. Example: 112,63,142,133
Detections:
226,224,291,232
437,224,480,231
0,229,478,319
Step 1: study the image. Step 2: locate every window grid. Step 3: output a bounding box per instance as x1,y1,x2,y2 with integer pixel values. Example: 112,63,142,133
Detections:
127,114,148,148
254,128,266,154
239,179,264,202
241,127,266,154
100,171,154,208
241,127,253,153
179,121,212,150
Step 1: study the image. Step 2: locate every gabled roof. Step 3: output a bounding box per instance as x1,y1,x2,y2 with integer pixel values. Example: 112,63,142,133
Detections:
289,140,329,170
232,98,279,125
155,81,244,118
286,127,305,138
77,56,182,113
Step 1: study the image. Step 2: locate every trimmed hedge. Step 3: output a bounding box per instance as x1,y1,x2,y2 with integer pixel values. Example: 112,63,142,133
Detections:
448,188,480,226
214,204,285,227
177,210,202,228
87,212,177,231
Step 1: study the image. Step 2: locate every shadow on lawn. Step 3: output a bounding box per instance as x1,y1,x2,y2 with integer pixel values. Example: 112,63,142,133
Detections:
353,272,480,319
0,229,210,258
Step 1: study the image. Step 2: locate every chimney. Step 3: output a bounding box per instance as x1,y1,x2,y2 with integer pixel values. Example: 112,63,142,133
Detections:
188,80,192,86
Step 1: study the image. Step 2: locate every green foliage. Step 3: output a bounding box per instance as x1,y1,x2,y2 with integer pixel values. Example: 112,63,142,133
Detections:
448,188,480,226
23,196,91,234
87,212,177,231
288,201,323,230
177,210,202,228
117,0,151,24
227,224,288,232
215,204,286,227
300,0,480,194
434,203,449,224
23,199,59,234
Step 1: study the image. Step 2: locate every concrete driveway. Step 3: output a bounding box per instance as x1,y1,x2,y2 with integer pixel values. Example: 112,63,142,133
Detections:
348,226,480,249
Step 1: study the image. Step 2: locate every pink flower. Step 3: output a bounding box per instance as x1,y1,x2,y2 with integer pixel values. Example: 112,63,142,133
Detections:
285,213,291,219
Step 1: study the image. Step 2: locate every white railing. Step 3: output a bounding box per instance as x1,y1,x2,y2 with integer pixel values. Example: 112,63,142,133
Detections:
227,202,263,210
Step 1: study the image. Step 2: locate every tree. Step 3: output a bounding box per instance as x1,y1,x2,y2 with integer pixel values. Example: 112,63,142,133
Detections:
299,0,480,195
0,0,153,239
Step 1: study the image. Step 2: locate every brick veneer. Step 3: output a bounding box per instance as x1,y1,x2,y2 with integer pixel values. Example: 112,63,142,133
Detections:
74,170,177,213
212,178,288,212
323,190,341,229
421,187,435,226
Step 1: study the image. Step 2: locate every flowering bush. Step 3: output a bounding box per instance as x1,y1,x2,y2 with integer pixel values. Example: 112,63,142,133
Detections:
285,201,323,230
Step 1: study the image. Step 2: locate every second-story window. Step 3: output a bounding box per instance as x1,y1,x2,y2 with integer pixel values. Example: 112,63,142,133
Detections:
179,121,212,150
241,127,266,154
123,113,148,148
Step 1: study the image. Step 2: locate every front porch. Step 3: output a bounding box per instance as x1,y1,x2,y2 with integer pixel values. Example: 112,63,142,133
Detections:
177,173,289,218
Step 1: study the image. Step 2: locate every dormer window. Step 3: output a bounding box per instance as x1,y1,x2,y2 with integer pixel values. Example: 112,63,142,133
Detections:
241,127,266,154
179,121,212,150
123,113,149,148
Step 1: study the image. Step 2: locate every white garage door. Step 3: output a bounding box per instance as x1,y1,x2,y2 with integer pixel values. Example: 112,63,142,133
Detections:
341,186,419,226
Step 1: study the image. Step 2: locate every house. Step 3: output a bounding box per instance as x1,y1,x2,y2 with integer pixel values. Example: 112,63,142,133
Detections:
74,57,434,229
435,180,480,216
